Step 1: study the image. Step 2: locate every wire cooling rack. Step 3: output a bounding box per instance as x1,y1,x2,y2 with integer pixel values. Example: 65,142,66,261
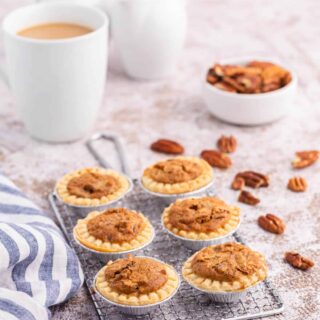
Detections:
49,181,284,320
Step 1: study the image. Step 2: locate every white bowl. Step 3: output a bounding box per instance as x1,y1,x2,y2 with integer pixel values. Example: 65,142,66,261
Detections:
202,58,297,125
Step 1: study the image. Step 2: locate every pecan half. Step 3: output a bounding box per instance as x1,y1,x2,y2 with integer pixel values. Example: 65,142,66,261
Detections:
258,214,285,234
296,150,319,158
262,81,281,93
217,135,237,153
200,150,232,169
206,69,219,85
223,76,246,92
261,65,288,92
231,177,245,190
233,171,269,189
292,150,319,169
211,64,224,77
287,177,307,192
238,190,260,206
282,72,292,86
213,81,237,92
247,61,275,69
285,252,314,270
150,139,184,155
224,74,261,93
236,74,262,93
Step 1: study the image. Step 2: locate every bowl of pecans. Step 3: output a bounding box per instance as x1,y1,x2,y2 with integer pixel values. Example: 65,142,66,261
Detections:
203,58,297,125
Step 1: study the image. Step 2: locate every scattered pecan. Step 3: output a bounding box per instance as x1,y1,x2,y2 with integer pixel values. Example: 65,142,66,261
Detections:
150,139,184,155
200,150,232,169
287,177,307,192
258,214,285,234
285,252,314,270
231,177,245,190
217,135,237,153
207,61,291,94
233,171,269,189
238,190,260,206
292,150,319,169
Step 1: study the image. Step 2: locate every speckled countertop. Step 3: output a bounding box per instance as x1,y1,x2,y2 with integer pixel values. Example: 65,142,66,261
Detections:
0,0,320,319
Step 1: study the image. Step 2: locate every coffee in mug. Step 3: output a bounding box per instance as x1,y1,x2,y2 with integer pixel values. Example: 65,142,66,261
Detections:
17,22,93,40
1,3,108,142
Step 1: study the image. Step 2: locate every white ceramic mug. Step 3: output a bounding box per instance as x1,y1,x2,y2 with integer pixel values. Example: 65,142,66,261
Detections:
1,3,108,142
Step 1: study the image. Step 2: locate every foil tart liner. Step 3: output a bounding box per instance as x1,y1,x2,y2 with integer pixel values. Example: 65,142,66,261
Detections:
162,218,241,251
139,178,214,205
54,176,133,217
93,257,181,315
73,226,155,263
206,290,248,303
185,276,264,303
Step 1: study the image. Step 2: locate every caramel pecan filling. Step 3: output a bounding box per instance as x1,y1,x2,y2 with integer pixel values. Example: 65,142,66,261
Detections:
191,243,264,282
87,208,145,243
147,159,203,184
67,172,121,199
168,198,231,233
104,255,168,295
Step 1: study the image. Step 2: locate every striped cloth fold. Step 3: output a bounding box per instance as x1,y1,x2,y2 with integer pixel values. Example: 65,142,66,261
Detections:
0,173,84,320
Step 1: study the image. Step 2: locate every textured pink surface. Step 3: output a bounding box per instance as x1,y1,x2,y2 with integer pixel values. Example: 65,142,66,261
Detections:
0,1,320,319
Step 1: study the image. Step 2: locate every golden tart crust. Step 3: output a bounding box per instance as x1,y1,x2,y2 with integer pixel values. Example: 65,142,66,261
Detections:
182,242,267,292
142,156,213,195
56,167,130,206
162,197,240,240
73,208,153,253
95,255,179,306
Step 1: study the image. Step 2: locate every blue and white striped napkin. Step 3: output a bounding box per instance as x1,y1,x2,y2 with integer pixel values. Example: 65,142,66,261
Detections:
0,172,84,320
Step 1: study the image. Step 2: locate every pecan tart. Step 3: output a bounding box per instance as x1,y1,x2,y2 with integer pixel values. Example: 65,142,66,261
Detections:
56,167,130,206
142,156,213,195
182,243,267,294
162,197,240,241
73,208,153,253
95,255,179,306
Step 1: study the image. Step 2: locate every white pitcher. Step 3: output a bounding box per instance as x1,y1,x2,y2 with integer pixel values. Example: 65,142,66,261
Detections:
38,0,187,79
102,0,187,79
